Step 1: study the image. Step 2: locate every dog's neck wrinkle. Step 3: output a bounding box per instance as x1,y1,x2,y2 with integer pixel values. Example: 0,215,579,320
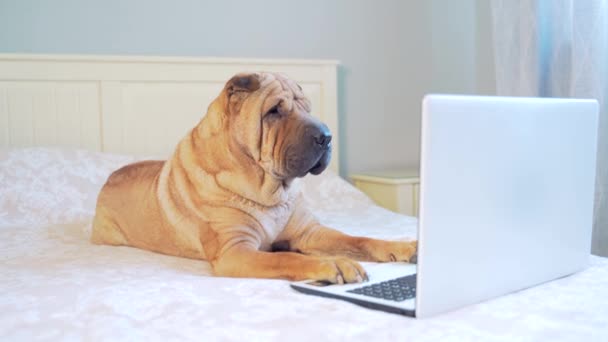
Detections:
217,161,287,208
217,175,289,211
189,120,288,208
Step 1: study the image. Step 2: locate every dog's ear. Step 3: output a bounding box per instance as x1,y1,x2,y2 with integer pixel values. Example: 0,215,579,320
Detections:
226,73,261,96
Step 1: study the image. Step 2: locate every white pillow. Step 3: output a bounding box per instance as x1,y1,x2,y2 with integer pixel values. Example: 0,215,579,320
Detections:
0,148,136,226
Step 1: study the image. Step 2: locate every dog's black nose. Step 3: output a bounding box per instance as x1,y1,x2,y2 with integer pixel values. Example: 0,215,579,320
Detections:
314,127,332,148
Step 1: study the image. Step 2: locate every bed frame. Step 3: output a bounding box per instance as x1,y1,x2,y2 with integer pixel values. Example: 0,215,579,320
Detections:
0,54,340,173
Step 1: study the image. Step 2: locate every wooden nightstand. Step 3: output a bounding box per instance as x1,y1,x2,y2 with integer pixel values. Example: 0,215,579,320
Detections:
351,170,420,217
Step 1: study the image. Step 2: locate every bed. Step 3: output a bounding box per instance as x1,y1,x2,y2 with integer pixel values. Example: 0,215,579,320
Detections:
1,55,607,341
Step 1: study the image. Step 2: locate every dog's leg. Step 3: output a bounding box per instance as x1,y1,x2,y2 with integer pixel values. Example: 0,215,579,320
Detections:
211,244,367,283
283,225,417,263
275,205,417,263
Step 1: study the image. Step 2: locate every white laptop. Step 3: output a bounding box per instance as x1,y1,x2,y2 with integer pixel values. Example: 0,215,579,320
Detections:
291,95,599,318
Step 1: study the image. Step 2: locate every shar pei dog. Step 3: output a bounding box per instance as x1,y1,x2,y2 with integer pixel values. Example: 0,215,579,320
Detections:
92,72,417,284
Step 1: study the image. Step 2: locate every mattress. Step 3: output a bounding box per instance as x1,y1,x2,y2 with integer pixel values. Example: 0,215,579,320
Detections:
1,148,607,341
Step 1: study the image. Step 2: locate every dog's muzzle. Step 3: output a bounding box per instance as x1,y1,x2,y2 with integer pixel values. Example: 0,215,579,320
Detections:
308,126,331,175
303,124,332,176
285,122,333,178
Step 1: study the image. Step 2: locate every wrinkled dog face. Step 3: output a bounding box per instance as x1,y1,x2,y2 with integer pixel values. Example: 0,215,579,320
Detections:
224,72,332,180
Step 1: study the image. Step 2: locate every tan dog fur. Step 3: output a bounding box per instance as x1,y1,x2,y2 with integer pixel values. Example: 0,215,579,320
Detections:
92,72,417,284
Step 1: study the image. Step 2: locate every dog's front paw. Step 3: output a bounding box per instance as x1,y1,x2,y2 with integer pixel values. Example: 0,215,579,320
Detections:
311,257,368,284
369,240,418,264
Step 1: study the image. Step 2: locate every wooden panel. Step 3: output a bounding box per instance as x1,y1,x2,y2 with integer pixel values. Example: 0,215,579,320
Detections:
79,84,101,150
7,84,34,147
31,84,56,145
0,54,340,173
300,83,323,120
0,84,8,146
100,81,123,153
55,84,81,147
0,81,101,150
320,65,339,170
119,82,224,157
0,55,336,83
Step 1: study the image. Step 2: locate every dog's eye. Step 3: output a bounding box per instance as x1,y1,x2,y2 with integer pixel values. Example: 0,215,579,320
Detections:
265,104,281,117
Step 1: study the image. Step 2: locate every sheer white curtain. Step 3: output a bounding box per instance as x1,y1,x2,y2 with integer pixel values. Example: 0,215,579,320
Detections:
491,0,608,256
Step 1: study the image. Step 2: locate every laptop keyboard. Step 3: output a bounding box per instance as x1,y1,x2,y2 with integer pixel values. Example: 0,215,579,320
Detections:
347,274,417,302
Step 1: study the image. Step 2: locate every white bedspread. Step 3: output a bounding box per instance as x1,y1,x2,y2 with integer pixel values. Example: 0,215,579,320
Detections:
1,148,607,341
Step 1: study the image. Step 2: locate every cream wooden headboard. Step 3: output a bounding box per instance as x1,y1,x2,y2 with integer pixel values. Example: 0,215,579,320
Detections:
0,54,340,173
